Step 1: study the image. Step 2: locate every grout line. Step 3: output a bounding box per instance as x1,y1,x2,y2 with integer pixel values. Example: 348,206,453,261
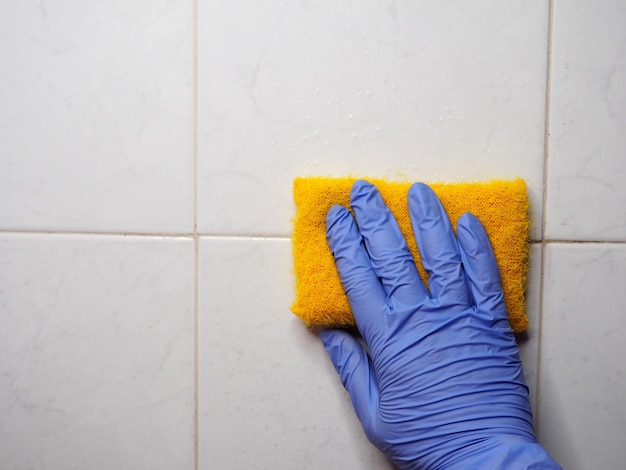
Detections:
0,230,196,239
193,0,200,468
1,230,625,245
193,16,199,234
197,234,292,241
540,239,626,245
0,230,291,241
193,237,199,470
535,0,555,441
541,2,555,248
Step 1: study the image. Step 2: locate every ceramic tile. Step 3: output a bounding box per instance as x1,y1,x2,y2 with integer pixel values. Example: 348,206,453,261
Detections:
198,238,395,469
0,1,194,233
198,0,549,239
546,1,626,241
538,244,626,468
0,234,194,469
517,243,542,422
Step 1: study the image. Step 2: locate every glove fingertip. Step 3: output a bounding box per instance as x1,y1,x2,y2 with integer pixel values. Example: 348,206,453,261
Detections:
457,212,496,263
326,204,349,229
408,182,441,218
408,181,431,197
349,179,375,201
457,212,484,241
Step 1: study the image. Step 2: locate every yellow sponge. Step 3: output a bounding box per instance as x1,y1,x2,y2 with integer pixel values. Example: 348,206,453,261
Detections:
291,177,530,333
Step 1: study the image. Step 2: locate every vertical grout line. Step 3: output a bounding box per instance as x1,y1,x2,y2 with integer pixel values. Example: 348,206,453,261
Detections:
193,0,200,469
535,0,554,441
193,236,200,470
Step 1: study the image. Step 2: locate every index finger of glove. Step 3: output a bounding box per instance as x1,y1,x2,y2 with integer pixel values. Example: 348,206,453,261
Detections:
326,205,388,346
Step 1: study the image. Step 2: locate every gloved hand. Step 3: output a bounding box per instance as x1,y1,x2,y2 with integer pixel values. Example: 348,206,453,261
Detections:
320,180,560,469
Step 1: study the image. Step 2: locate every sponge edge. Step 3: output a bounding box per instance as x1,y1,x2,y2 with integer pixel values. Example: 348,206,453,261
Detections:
291,177,530,333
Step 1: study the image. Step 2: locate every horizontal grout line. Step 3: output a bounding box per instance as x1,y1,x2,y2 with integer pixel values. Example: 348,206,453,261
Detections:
1,231,625,245
542,239,626,245
0,230,292,241
0,230,196,239
197,234,291,241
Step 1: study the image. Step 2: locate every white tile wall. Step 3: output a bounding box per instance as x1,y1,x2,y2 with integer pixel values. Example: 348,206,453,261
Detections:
0,1,194,234
1,1,625,469
539,244,626,469
0,234,194,469
545,0,626,241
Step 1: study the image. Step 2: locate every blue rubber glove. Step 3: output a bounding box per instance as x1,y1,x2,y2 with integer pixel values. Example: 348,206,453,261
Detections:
320,181,560,469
